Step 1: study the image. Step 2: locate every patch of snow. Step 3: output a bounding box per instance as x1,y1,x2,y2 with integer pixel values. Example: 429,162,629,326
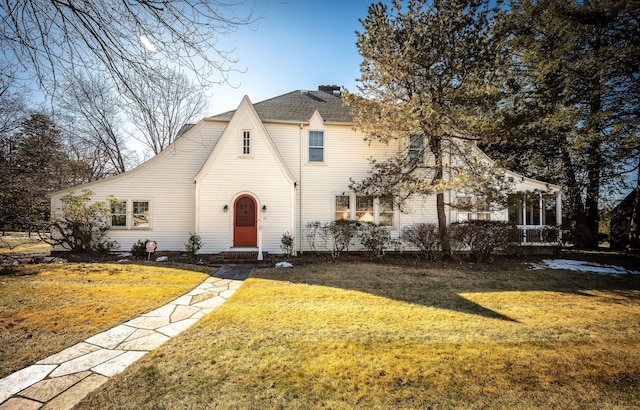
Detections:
155,256,169,262
530,259,640,275
275,261,293,268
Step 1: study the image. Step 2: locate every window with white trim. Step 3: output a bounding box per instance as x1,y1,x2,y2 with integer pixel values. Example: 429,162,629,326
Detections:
335,195,350,220
378,196,394,227
309,131,324,163
109,200,151,229
457,196,490,221
356,196,374,222
457,197,471,221
409,134,424,163
476,198,491,221
133,201,150,228
110,200,127,228
334,194,396,229
242,130,251,156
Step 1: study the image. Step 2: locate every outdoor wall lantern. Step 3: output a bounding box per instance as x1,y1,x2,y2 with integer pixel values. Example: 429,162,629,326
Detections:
223,205,228,212
262,205,267,212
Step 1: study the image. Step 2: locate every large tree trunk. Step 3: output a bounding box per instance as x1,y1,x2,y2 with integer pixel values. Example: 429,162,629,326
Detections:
560,143,595,248
627,162,640,252
584,138,602,249
583,69,604,250
430,134,451,254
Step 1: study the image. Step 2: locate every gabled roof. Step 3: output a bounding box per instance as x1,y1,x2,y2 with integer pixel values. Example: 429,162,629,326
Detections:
207,89,354,123
195,95,295,185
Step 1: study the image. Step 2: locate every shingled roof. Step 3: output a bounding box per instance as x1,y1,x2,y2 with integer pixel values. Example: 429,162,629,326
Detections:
207,87,354,123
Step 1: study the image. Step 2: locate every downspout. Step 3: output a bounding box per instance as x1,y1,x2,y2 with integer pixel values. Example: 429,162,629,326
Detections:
299,123,303,253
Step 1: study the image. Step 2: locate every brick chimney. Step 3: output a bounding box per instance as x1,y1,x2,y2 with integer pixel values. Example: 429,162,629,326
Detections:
318,85,341,96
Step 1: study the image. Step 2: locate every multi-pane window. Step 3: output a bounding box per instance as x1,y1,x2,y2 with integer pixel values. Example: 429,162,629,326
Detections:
508,193,556,226
309,131,324,162
378,196,394,227
110,200,127,227
335,195,350,220
334,194,395,228
457,196,490,221
457,197,472,221
409,134,424,163
476,198,491,221
242,130,251,156
109,200,151,229
355,196,374,222
133,201,150,228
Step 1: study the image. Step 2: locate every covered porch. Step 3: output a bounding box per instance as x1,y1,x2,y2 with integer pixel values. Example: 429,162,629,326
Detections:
508,191,563,245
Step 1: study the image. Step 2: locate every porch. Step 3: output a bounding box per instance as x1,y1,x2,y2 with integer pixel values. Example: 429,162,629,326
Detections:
508,191,562,246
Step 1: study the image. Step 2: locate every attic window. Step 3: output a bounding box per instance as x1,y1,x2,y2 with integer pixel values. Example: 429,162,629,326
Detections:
242,130,251,156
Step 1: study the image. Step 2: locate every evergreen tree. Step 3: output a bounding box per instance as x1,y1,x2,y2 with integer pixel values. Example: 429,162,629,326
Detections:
345,0,503,254
484,0,640,249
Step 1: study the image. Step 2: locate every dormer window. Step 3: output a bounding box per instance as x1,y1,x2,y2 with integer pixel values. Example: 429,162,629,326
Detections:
309,131,324,163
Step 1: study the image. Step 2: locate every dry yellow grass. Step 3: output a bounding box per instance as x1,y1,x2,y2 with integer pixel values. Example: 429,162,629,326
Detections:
0,263,208,378
76,262,640,409
0,234,51,255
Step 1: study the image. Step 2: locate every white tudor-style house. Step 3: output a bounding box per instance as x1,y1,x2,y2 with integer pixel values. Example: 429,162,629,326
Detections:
49,86,563,258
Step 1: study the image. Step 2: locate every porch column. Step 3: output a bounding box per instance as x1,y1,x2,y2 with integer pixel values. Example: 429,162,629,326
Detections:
539,193,544,226
556,191,563,241
522,195,527,243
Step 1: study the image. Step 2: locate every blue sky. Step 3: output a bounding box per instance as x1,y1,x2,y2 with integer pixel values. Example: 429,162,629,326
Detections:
204,0,376,115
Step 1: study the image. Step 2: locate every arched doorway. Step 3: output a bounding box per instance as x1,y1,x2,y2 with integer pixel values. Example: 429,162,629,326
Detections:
234,195,257,247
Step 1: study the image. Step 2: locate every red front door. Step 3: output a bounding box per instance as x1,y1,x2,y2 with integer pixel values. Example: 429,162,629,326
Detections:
234,195,257,247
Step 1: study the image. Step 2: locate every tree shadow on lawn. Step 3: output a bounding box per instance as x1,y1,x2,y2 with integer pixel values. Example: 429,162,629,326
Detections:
249,261,640,322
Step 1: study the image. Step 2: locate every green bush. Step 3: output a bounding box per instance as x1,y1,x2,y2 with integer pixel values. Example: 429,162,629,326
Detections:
131,239,155,258
280,232,295,257
44,189,118,254
185,233,202,257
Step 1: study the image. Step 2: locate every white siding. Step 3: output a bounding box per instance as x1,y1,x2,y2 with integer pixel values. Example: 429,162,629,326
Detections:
195,98,295,254
50,122,225,252
50,95,562,255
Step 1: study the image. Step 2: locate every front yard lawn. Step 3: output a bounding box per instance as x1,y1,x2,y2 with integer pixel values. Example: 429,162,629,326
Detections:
0,263,208,378
75,261,640,409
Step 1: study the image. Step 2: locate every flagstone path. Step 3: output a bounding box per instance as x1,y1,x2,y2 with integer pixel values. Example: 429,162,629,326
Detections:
0,265,251,410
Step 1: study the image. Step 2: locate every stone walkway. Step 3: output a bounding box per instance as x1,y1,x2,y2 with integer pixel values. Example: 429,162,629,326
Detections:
0,265,251,410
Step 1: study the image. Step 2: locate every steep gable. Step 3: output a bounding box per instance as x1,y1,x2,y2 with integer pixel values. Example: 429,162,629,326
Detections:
195,96,295,184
